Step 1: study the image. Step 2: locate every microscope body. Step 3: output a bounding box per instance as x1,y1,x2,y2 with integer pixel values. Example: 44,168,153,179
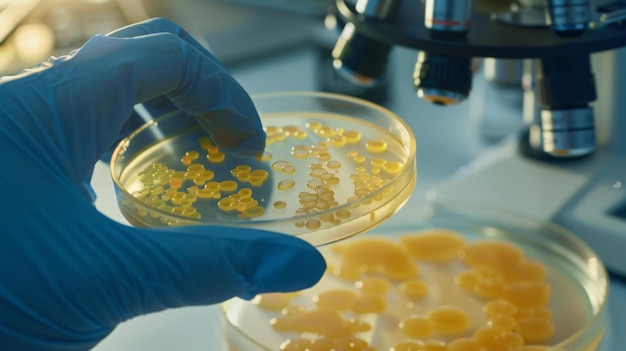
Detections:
332,0,626,275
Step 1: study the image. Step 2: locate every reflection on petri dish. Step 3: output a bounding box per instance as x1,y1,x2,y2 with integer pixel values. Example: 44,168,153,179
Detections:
220,202,608,351
110,92,416,245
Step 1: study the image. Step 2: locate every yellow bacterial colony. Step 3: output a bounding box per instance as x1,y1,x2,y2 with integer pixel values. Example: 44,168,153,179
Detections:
125,118,405,229
251,229,557,351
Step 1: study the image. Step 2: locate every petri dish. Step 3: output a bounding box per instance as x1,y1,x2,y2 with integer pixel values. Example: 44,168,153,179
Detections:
220,201,608,351
110,92,416,245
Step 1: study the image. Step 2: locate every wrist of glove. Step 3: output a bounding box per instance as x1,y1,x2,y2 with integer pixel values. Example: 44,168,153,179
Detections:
0,18,325,351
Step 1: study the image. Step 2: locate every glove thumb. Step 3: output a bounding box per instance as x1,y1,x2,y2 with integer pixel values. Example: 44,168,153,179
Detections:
90,218,326,325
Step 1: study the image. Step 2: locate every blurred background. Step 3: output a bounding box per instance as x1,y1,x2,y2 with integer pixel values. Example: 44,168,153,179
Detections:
0,0,331,73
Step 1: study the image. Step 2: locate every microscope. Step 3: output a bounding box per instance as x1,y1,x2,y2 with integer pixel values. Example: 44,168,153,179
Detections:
329,0,626,275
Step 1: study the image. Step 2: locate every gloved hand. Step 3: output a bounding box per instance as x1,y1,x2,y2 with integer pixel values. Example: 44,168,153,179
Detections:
0,18,325,351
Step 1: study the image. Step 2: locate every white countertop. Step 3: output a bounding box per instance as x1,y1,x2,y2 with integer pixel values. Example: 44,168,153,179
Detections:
91,45,625,350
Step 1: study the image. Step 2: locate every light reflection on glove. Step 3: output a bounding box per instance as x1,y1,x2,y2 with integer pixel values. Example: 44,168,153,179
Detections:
0,18,325,351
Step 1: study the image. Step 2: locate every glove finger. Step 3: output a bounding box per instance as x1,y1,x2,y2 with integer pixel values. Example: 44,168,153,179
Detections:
137,95,178,118
43,26,264,189
92,222,326,324
105,17,222,68
98,28,264,154
120,30,266,157
105,18,261,157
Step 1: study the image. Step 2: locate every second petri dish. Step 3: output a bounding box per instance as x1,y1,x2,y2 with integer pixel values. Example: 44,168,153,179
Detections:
221,201,608,351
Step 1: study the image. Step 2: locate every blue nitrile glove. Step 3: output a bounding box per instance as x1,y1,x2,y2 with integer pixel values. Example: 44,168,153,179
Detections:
0,18,326,351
